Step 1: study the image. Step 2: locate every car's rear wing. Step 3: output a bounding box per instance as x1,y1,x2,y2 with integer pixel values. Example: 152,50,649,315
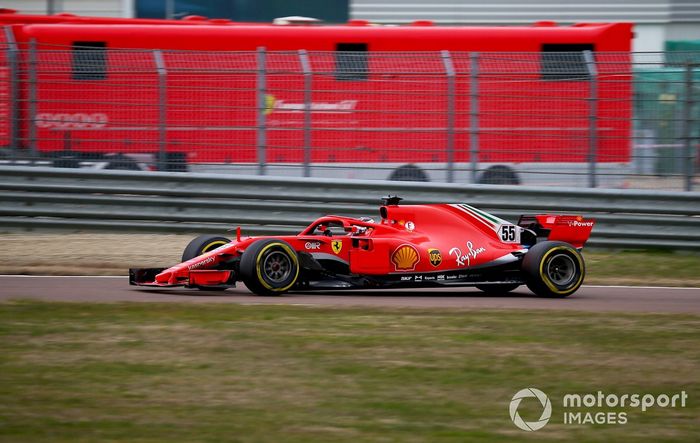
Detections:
518,215,595,249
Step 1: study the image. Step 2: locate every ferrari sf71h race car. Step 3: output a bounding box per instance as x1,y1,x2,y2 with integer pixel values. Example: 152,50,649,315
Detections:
130,197,595,297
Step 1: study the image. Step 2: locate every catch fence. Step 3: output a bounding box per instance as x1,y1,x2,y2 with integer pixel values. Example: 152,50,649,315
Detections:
0,44,698,190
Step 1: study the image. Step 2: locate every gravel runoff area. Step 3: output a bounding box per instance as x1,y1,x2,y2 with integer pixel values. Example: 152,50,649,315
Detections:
1,233,699,287
0,233,190,276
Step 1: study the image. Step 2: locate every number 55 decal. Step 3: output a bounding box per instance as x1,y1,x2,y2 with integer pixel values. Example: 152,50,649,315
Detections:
498,224,521,243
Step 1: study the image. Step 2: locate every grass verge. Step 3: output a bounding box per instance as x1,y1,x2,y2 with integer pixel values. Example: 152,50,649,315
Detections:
585,250,700,287
0,301,698,442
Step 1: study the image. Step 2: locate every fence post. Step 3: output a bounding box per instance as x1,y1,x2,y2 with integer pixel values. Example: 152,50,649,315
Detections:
153,50,167,171
4,27,19,151
27,39,38,159
256,47,267,176
47,0,63,15
584,50,598,188
470,52,480,184
682,62,697,192
164,0,174,19
299,50,312,178
441,50,456,183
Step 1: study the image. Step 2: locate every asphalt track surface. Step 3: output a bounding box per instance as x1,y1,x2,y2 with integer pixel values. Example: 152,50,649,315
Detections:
1,276,700,314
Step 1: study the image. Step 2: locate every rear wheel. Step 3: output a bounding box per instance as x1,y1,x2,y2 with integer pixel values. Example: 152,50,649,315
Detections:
388,164,430,182
478,165,520,185
522,241,584,298
51,151,81,168
239,239,299,296
475,283,520,295
105,154,140,170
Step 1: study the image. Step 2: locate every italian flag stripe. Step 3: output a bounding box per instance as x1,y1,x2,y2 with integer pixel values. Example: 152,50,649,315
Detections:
465,204,511,226
451,204,495,230
462,204,501,225
453,204,510,232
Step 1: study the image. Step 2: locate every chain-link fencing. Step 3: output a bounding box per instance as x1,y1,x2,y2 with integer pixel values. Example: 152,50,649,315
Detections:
0,44,698,190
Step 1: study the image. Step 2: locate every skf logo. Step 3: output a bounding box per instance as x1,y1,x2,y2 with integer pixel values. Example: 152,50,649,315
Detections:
428,248,442,267
391,245,419,271
332,240,343,254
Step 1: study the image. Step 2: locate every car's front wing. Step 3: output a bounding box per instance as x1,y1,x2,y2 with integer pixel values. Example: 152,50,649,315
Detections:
129,267,235,288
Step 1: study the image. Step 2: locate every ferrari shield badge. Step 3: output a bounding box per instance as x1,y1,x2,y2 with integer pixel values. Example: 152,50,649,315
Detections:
332,240,343,254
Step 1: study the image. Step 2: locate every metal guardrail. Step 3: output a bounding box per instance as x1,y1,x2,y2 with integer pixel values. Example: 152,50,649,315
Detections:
1,166,699,250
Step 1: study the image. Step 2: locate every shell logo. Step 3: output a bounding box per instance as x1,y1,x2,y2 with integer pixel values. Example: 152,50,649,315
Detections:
391,244,420,271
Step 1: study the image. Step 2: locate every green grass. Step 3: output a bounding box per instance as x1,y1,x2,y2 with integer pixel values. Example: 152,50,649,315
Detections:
0,302,698,442
585,250,700,286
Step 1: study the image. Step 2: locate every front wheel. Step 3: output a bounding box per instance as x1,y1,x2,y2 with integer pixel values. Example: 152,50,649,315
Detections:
182,235,232,292
182,235,231,262
239,239,299,296
522,241,585,298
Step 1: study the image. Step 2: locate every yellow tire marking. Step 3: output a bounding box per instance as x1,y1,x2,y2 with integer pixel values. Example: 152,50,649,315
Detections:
255,242,299,292
202,241,226,253
538,246,584,295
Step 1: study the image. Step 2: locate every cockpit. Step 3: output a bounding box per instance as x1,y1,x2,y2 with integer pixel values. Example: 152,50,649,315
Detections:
303,217,376,237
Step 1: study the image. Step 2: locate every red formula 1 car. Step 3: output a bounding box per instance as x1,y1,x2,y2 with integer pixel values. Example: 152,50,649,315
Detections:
130,197,595,297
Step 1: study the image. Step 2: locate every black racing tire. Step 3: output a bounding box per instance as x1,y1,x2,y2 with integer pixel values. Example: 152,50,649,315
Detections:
478,165,520,185
388,164,430,182
239,239,299,296
182,235,232,292
105,154,140,171
475,283,520,295
522,241,585,298
163,152,187,172
52,151,81,169
181,235,231,262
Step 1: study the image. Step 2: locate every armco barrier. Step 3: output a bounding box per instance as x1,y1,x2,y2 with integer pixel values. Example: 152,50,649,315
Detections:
1,166,699,250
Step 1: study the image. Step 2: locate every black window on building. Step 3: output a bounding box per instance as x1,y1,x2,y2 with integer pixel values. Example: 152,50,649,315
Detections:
541,43,594,81
335,43,368,81
72,41,107,80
